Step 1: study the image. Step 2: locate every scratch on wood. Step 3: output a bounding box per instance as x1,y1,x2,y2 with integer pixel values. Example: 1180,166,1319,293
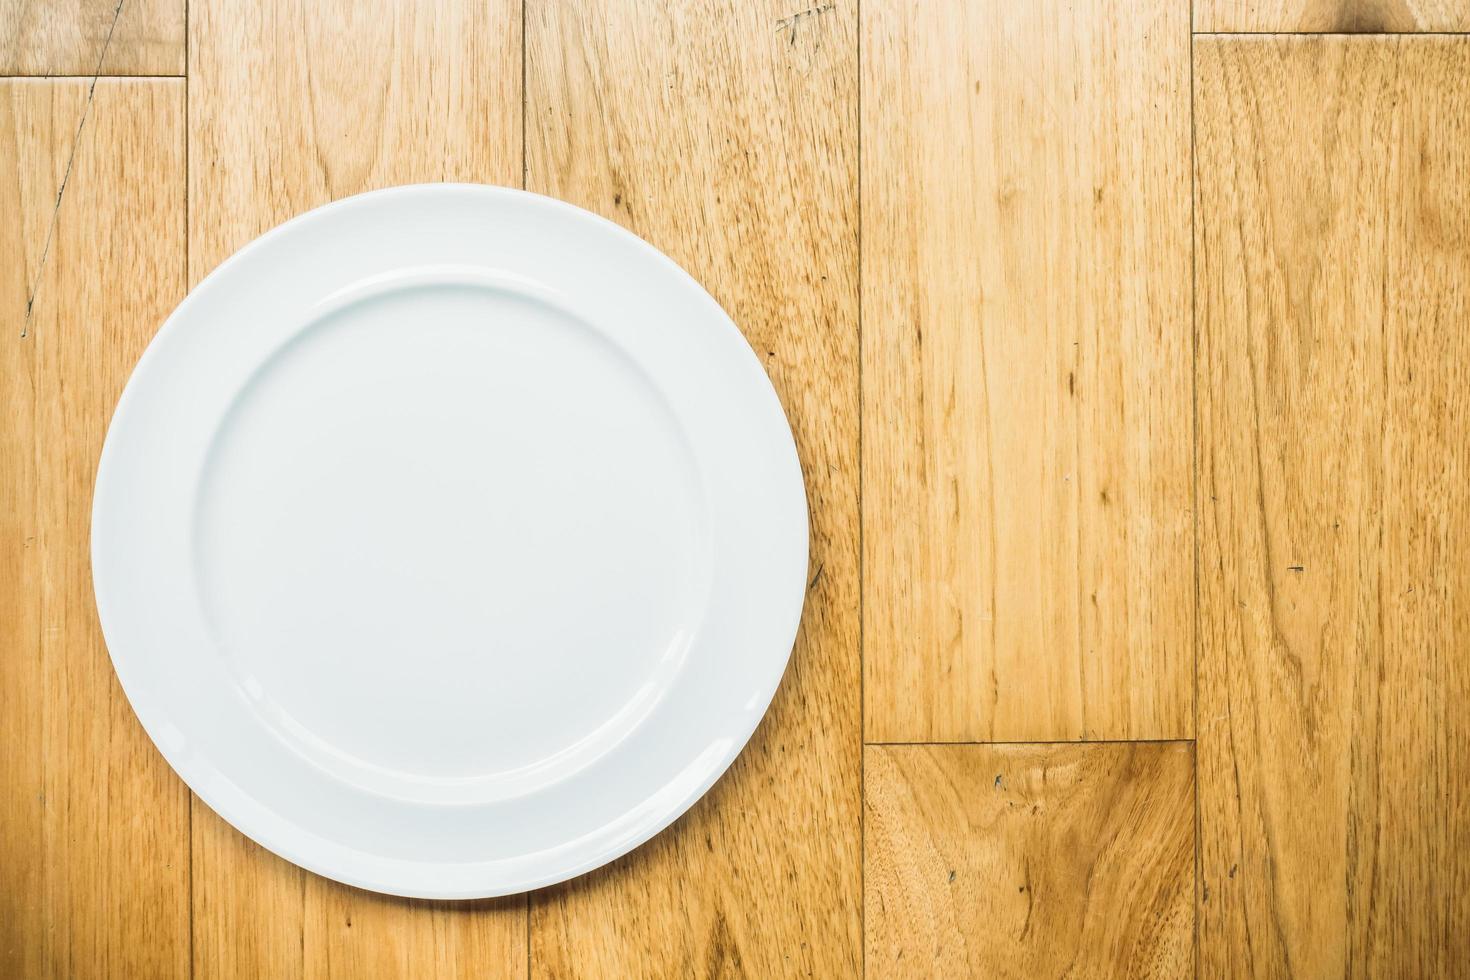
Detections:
775,3,835,45
20,0,127,339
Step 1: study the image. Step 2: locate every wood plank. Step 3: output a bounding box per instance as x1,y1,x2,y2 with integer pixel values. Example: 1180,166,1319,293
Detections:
187,1,524,975
191,819,305,980
304,884,525,980
524,0,860,975
1195,35,1470,976
193,827,525,979
1,0,185,76
865,743,1195,978
1,77,188,980
861,0,1193,742
1195,0,1470,33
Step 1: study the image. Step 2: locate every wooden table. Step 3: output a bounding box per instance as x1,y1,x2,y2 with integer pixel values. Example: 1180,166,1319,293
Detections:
3,0,1466,976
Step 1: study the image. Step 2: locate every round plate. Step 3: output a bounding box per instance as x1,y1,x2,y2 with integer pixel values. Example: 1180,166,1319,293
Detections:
92,184,807,898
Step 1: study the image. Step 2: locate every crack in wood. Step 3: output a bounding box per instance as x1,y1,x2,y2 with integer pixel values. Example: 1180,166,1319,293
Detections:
20,0,126,339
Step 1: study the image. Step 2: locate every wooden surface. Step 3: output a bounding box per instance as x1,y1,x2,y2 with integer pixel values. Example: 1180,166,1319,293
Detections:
1195,0,1470,32
862,0,1194,743
1,77,188,980
1,0,185,76
865,743,1195,978
524,0,861,975
1195,35,1470,977
4,3,1469,978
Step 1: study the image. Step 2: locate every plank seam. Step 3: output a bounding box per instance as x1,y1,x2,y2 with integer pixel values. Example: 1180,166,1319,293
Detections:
1188,11,1202,980
184,0,194,967
0,74,186,79
1193,31,1470,36
867,739,1197,747
856,0,866,976
526,0,532,192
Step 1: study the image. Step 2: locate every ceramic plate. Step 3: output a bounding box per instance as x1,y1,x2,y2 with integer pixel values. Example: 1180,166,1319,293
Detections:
92,184,807,898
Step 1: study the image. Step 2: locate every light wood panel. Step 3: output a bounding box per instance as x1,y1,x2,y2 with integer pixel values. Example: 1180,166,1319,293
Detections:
862,0,1193,743
865,743,1194,978
1196,0,1470,32
187,1,524,975
1,77,188,980
525,0,860,975
1196,35,1470,976
1,0,185,76
303,885,525,979
189,0,522,281
190,820,303,979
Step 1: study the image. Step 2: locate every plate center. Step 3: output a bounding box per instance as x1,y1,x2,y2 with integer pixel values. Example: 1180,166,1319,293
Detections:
193,276,709,801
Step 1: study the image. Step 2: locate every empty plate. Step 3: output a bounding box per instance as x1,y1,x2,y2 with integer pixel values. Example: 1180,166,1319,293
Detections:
92,184,808,898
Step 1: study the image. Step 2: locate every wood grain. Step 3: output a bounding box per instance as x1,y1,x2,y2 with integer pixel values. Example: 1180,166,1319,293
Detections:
865,743,1195,979
861,0,1194,743
1,77,188,980
187,1,524,975
303,884,524,979
1196,35,1470,976
1195,0,1470,32
189,0,522,280
1,0,185,76
524,0,860,975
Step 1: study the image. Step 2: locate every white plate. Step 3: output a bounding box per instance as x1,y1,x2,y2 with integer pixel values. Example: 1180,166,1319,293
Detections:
92,184,808,898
